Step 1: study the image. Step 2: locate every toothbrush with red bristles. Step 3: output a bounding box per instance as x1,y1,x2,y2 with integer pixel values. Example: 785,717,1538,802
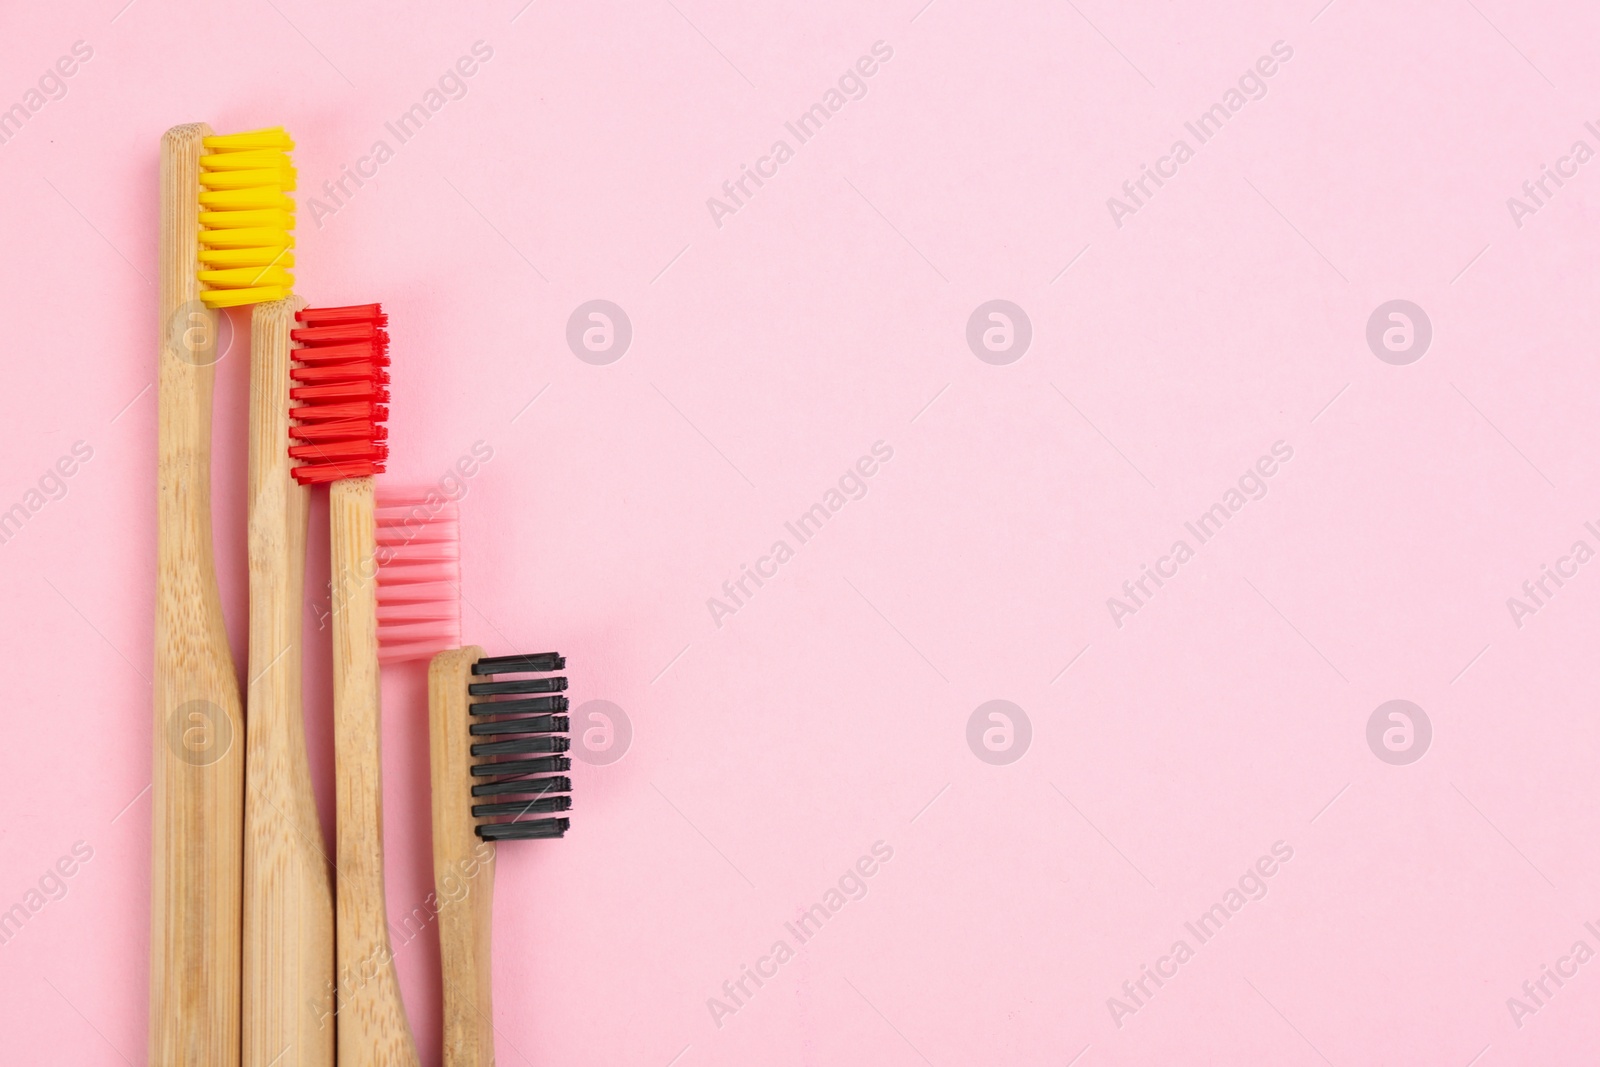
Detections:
289,304,420,1067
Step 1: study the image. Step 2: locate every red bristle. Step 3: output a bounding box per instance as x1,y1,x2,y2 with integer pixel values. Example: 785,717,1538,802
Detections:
295,304,387,326
291,460,382,484
290,341,378,363
288,303,389,485
289,323,380,344
289,439,386,461
290,419,382,443
291,362,384,384
290,381,390,404
288,400,384,422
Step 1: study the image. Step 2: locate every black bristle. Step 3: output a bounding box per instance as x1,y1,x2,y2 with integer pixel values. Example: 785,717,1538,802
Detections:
468,676,568,697
470,735,570,758
479,818,570,841
472,795,572,819
472,653,564,674
469,715,568,736
469,653,571,840
471,774,571,797
469,695,568,716
469,755,570,779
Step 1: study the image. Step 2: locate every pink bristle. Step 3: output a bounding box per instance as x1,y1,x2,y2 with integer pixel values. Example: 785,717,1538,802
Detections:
377,622,461,646
376,526,458,545
378,602,458,621
374,491,461,663
378,580,460,604
375,542,459,564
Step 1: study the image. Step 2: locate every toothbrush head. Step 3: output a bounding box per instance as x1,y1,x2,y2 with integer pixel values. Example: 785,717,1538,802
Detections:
374,491,462,664
287,304,389,484
197,127,295,307
463,652,571,841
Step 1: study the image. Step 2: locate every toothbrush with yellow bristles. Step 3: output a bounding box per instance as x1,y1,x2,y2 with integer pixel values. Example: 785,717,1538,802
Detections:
212,129,338,1067
151,124,319,1067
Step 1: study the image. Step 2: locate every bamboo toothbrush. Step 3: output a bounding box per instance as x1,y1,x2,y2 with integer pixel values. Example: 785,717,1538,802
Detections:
151,123,292,1066
244,295,334,1067
429,647,571,1066
202,125,331,1067
287,304,419,1066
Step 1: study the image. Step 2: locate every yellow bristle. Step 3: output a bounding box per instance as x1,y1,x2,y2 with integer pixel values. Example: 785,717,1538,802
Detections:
198,247,296,269
199,168,294,191
199,227,296,249
199,208,291,231
200,148,292,170
196,127,295,308
200,188,293,210
204,285,291,308
199,264,293,288
202,128,294,151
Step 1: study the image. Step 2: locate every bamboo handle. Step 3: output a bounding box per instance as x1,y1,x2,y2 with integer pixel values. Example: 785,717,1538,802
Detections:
332,476,421,1067
151,122,245,1067
243,297,335,1067
429,647,497,1067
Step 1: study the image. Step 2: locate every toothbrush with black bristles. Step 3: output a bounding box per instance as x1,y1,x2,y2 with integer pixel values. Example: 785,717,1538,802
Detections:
428,648,571,1065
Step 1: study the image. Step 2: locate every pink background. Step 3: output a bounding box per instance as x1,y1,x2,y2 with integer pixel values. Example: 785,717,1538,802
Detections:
3,0,1600,1063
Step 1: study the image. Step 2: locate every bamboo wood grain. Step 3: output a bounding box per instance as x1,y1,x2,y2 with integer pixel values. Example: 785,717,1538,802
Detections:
429,646,497,1067
244,297,335,1067
331,475,421,1067
151,122,245,1067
